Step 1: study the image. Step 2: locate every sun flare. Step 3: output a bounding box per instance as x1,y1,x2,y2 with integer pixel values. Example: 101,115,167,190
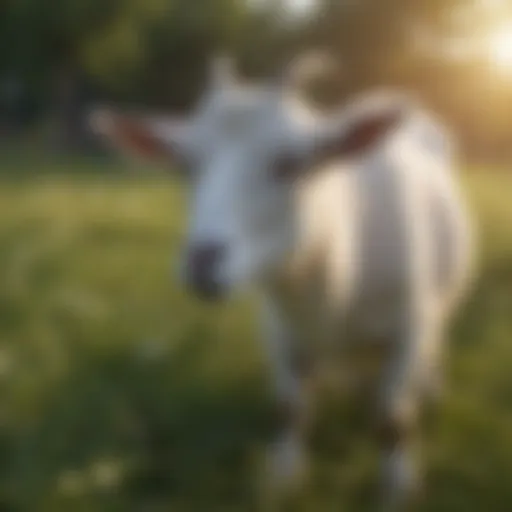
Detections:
488,26,512,70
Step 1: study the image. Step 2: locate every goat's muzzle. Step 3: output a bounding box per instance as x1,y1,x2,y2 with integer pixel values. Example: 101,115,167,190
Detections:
184,242,226,301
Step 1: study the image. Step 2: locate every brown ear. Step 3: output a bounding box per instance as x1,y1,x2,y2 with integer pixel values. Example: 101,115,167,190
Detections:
90,109,176,161
320,109,404,162
338,110,401,155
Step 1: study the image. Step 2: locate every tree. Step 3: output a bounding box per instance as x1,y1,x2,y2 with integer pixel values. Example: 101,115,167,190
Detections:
0,0,248,150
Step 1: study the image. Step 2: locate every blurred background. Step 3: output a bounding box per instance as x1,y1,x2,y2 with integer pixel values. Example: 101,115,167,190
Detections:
0,0,511,510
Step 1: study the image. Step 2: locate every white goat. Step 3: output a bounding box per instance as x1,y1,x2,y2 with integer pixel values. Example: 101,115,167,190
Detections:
90,55,475,510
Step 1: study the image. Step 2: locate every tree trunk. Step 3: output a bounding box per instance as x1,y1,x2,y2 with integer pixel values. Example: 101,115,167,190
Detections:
50,65,89,154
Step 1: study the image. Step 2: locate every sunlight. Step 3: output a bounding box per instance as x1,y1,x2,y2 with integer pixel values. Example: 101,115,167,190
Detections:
488,26,512,71
249,0,317,15
289,0,315,11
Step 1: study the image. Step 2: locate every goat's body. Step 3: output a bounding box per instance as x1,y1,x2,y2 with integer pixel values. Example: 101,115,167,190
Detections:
259,106,474,507
265,111,472,350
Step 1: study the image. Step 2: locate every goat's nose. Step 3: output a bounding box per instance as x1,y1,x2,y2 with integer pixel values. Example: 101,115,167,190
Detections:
185,242,226,300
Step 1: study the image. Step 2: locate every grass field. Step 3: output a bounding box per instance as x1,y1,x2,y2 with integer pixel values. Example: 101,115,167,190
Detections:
0,161,511,511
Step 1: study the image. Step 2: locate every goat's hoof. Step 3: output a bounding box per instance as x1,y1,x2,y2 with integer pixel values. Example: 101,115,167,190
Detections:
380,485,424,512
379,460,425,512
424,376,445,407
260,434,309,504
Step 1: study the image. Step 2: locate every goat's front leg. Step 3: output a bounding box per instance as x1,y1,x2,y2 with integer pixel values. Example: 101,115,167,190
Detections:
376,311,436,511
259,298,315,497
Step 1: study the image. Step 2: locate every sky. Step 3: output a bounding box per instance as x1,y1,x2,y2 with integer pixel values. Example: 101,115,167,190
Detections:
288,0,316,13
249,0,317,15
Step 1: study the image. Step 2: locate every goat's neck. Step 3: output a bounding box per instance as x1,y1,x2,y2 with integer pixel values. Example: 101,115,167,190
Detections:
264,166,354,337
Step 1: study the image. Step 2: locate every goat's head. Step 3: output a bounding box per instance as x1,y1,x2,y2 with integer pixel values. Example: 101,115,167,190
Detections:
90,54,409,301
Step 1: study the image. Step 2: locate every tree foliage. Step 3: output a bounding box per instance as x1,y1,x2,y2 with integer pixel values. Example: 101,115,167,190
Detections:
0,0,511,157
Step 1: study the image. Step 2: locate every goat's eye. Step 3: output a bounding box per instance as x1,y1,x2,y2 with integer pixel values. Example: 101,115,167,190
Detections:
272,153,302,181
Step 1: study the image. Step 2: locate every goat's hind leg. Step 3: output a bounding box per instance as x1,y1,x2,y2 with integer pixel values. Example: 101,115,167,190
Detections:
375,316,436,511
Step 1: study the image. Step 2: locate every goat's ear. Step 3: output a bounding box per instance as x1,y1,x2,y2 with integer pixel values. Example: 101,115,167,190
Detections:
89,109,184,163
317,106,405,162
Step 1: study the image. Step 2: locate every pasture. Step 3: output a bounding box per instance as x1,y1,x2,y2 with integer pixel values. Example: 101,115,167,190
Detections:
0,159,511,511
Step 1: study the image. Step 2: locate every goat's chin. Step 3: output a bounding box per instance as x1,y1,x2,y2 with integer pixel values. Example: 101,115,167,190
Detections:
221,263,283,299
217,271,255,299
215,240,291,299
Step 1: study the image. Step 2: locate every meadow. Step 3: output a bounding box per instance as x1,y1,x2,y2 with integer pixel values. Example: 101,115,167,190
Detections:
0,157,511,511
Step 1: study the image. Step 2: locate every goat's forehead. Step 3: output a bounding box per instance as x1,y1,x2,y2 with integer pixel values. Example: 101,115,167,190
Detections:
201,85,277,111
191,87,285,134
183,85,316,159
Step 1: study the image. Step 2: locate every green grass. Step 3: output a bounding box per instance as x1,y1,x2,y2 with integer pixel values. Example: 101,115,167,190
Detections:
0,165,511,511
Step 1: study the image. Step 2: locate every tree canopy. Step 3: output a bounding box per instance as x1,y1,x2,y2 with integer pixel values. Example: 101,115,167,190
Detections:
1,0,511,158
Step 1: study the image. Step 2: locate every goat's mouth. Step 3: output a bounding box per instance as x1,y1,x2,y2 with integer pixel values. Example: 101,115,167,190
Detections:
192,286,226,303
186,274,227,303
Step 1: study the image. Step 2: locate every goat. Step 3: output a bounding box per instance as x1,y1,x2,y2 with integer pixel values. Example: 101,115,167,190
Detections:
90,54,475,510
